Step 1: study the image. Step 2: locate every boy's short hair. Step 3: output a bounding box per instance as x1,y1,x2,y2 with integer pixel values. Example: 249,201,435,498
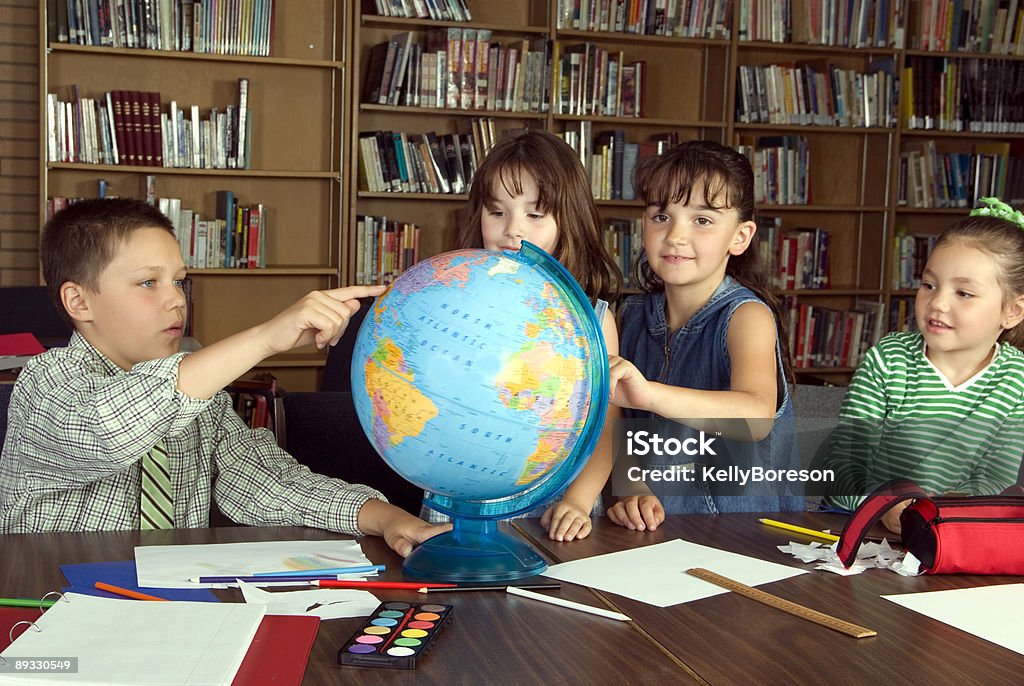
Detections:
41,198,176,324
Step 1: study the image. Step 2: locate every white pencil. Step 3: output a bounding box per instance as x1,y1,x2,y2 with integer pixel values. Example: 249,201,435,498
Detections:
505,586,631,622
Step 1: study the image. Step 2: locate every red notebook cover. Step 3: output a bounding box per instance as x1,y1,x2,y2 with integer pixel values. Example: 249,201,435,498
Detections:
232,614,320,686
0,333,46,356
0,607,45,652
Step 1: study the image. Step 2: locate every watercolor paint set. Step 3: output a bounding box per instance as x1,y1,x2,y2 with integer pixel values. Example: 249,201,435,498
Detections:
339,601,453,669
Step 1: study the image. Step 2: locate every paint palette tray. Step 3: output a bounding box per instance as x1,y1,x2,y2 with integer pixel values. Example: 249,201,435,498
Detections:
339,601,453,669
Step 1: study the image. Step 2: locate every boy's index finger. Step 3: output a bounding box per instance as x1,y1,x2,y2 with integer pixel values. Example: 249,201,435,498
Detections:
323,284,387,302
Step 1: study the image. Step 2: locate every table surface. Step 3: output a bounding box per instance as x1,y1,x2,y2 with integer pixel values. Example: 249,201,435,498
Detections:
3,515,1022,685
0,524,685,686
516,513,1024,686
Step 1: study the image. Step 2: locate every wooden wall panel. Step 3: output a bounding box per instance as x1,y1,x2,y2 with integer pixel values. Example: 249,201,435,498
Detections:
0,0,38,286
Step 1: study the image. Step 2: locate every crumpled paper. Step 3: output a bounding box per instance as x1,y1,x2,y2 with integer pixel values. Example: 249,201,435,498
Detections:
778,540,922,576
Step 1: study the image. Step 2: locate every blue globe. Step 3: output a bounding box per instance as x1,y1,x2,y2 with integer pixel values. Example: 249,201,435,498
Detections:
351,242,609,581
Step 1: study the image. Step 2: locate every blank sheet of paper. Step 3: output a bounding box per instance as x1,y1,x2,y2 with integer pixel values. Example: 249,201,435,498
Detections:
882,584,1024,656
543,538,807,607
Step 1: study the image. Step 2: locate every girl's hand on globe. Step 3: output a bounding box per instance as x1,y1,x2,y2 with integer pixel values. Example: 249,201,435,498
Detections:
540,501,592,542
607,496,665,532
254,285,386,355
608,355,653,410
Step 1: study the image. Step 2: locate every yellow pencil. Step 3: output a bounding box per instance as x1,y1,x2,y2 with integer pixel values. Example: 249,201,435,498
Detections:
758,518,840,542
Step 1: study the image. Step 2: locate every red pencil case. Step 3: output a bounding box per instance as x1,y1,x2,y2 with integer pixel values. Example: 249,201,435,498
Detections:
837,478,1024,575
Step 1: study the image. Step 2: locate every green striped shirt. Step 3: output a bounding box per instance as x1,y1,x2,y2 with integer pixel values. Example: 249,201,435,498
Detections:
826,331,1024,510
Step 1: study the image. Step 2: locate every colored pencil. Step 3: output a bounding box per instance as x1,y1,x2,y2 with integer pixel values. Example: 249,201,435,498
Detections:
418,583,562,594
252,564,385,577
505,586,631,621
190,575,341,584
311,580,457,590
0,597,59,609
758,518,841,542
94,582,169,602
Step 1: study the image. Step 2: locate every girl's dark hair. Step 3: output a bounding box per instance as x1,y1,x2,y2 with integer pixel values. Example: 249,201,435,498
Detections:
933,213,1024,351
458,128,621,301
41,198,176,325
632,140,794,382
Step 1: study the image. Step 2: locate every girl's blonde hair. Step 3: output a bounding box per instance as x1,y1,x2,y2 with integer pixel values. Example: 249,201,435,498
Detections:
933,214,1024,351
458,128,621,301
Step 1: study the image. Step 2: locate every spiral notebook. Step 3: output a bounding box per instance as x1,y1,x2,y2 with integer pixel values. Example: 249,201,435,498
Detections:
0,607,42,653
0,593,265,685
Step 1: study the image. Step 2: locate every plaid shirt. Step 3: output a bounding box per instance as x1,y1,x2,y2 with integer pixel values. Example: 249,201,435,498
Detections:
0,333,385,534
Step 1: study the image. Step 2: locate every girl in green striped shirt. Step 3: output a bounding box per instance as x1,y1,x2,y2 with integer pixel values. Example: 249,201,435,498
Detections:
826,199,1024,533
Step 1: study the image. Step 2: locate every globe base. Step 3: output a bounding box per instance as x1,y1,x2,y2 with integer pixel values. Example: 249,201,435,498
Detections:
403,518,547,582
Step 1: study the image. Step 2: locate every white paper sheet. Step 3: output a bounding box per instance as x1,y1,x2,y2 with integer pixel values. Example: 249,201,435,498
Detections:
882,584,1024,656
135,539,371,588
0,593,264,685
237,580,380,620
543,538,807,607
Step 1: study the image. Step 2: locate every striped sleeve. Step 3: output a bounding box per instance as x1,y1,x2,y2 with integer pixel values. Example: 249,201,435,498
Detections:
823,339,889,511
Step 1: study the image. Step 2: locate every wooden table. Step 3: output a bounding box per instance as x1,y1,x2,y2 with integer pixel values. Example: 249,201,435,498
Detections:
516,514,1024,685
0,525,686,685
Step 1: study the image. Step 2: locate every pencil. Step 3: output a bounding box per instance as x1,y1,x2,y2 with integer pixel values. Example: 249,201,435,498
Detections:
0,597,59,609
312,580,457,590
94,582,169,602
506,586,631,622
252,564,386,577
418,583,562,594
191,575,344,584
758,518,841,542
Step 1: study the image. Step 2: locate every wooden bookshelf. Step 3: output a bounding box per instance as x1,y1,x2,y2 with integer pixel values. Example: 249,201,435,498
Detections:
345,1,1024,382
34,2,1024,387
38,2,346,391
346,1,733,289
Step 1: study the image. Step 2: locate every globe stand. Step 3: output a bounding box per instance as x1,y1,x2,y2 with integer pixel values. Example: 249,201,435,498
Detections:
403,518,547,582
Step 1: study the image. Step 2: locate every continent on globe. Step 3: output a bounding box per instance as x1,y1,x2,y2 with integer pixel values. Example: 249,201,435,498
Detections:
364,337,438,449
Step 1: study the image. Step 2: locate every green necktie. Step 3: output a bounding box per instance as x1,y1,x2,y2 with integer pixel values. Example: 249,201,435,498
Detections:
140,440,174,529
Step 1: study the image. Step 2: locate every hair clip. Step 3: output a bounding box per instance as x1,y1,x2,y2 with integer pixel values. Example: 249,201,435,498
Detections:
970,197,1024,230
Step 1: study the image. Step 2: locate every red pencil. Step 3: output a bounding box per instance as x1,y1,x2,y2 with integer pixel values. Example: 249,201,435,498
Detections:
311,580,456,589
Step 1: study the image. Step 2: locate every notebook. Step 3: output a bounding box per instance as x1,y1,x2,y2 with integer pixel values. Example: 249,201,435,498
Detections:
0,593,264,685
0,607,42,652
232,615,320,686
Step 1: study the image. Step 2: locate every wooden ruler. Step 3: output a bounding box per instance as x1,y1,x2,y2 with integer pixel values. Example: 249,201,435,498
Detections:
686,568,876,639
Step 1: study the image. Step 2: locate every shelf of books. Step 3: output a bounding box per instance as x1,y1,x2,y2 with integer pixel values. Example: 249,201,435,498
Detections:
347,1,734,293
347,1,549,286
40,1,1024,387
733,0,900,378
41,1,347,391
893,4,1024,351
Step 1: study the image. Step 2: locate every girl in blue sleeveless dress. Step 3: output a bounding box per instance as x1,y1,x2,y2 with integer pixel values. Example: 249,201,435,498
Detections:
579,140,803,531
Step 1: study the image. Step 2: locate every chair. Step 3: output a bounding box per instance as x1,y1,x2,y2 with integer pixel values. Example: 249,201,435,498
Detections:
0,383,13,450
0,286,72,346
791,383,848,468
791,384,848,507
281,391,422,514
320,297,373,392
